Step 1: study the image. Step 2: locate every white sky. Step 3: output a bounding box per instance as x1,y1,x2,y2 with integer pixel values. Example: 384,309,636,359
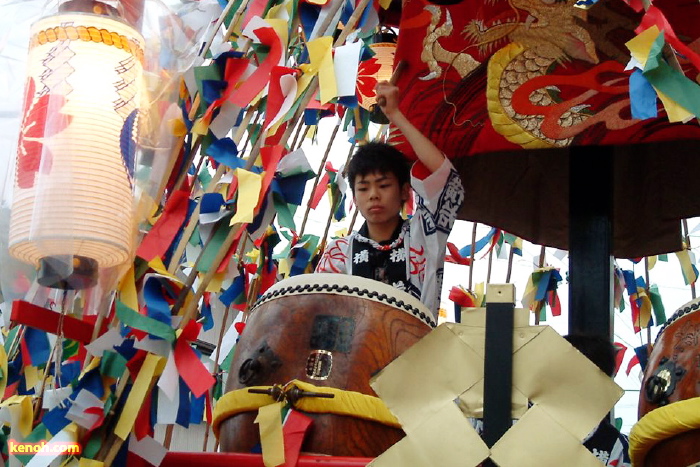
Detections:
3,0,700,436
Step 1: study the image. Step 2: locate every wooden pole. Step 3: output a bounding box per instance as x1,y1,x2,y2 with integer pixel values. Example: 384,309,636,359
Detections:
468,222,477,290
173,0,375,327
534,246,546,325
682,218,697,299
202,305,232,451
298,120,342,237
505,243,515,284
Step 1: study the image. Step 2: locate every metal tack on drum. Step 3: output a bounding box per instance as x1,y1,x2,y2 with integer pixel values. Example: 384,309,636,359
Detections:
306,350,333,380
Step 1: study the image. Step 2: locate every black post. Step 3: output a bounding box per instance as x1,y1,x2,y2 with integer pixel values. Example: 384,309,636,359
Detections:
482,285,515,454
568,145,614,340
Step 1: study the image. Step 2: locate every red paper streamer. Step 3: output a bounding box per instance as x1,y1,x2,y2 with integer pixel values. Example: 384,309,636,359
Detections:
228,27,284,108
136,189,191,262
174,320,215,398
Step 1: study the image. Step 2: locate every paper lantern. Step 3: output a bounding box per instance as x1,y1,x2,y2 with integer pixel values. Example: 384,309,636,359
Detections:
9,11,144,289
357,41,397,110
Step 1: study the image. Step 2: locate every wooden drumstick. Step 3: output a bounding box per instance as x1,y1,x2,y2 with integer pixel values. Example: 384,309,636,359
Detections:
375,60,408,107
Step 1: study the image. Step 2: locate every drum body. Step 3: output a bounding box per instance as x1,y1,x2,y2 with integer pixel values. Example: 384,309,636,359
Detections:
218,274,434,457
637,297,700,467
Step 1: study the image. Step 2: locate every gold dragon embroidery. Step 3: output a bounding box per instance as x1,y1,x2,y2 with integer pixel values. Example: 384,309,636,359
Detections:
421,0,635,148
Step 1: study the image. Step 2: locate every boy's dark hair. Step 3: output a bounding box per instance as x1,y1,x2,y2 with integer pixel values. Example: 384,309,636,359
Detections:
563,333,617,377
346,141,411,193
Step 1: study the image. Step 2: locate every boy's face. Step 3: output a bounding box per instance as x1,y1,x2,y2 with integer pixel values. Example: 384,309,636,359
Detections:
353,171,410,227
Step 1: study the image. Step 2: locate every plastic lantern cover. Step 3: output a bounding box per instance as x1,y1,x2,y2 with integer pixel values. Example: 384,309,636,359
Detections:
8,12,145,290
357,41,397,110
3,0,215,293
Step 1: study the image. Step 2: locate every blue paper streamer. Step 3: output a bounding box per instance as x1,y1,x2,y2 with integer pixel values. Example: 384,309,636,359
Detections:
205,137,242,168
24,328,51,367
176,379,191,428
219,275,246,307
630,69,658,120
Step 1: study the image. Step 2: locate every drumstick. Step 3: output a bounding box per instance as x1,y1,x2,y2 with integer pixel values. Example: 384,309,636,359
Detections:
375,60,408,107
370,60,407,124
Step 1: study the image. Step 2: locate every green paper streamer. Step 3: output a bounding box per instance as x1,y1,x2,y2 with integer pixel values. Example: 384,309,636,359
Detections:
13,423,48,465
4,327,19,357
82,433,103,459
273,194,297,230
194,64,222,115
644,32,700,117
116,300,176,343
198,163,213,188
196,221,232,273
101,351,128,380
649,284,666,325
221,344,236,374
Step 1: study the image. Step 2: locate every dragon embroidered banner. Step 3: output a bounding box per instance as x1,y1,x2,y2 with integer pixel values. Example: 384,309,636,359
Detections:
390,0,700,258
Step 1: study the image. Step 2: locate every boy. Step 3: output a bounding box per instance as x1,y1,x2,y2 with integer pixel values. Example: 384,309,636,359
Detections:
315,82,465,320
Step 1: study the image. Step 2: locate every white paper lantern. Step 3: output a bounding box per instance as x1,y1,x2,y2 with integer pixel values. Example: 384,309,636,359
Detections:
9,12,144,288
357,41,397,110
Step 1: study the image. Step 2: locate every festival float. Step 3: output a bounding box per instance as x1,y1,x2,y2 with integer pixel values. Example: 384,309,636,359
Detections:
0,0,699,465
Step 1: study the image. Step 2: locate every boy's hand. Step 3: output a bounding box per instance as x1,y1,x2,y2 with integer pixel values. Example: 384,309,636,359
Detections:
375,81,400,120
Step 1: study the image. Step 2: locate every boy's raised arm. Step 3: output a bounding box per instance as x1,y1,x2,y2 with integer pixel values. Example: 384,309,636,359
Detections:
375,81,446,174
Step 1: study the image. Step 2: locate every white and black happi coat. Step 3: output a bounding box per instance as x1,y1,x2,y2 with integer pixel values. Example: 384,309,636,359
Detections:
315,157,464,321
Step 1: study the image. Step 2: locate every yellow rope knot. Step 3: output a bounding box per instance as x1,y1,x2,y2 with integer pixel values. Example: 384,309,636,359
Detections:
211,379,401,438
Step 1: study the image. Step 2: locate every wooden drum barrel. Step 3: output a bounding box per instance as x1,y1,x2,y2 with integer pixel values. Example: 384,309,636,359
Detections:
215,273,435,457
631,297,700,467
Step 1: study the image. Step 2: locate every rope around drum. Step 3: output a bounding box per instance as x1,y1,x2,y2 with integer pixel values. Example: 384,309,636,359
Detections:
629,396,700,465
211,379,401,438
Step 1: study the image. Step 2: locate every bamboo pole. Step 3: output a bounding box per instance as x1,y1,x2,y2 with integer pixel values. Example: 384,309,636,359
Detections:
505,241,515,283
683,218,697,299
318,134,355,252
534,246,546,325
152,0,250,205
201,305,232,451
298,120,342,237
644,256,653,347
173,0,375,328
468,223,477,291
166,107,258,274
33,290,70,420
290,119,308,151
486,243,494,284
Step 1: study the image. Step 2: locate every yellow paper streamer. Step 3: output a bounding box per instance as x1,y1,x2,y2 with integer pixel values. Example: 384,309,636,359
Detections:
169,118,188,137
79,459,105,467
295,64,316,101
647,255,657,270
191,117,209,137
655,87,694,122
148,257,176,279
675,248,698,285
307,36,337,104
230,169,263,226
0,344,7,399
635,287,652,330
114,353,165,440
119,266,139,312
206,272,225,292
475,282,485,307
24,366,39,392
1,395,33,438
254,402,285,467
626,25,660,68
277,258,291,277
